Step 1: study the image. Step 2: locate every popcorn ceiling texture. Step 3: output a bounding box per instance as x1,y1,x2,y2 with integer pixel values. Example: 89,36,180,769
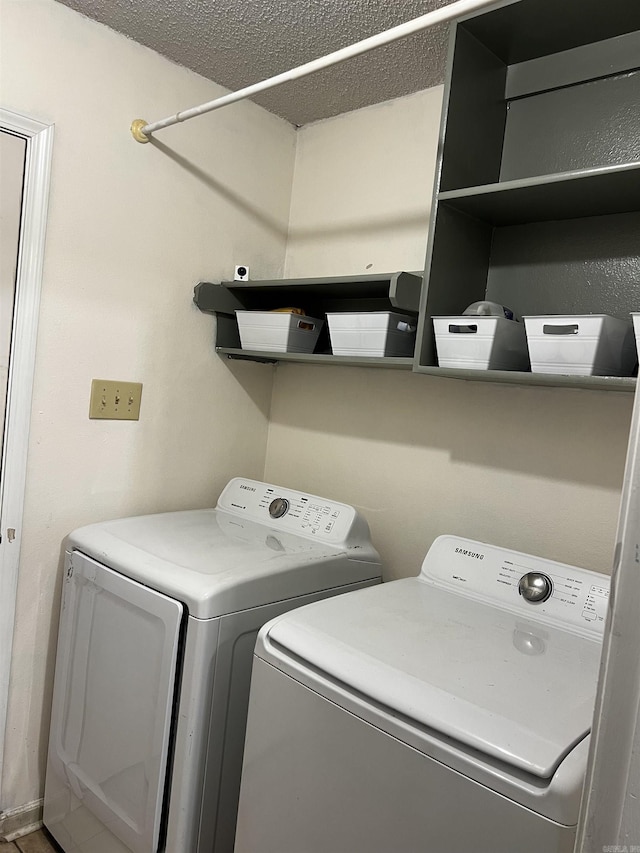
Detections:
54,0,453,125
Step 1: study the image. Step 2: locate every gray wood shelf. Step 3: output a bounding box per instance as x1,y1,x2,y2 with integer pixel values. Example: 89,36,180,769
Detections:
194,272,422,317
194,271,422,366
415,0,640,389
413,365,636,393
438,162,640,226
217,347,414,369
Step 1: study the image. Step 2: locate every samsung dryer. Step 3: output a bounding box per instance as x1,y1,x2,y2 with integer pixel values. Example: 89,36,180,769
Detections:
235,535,609,853
43,478,381,853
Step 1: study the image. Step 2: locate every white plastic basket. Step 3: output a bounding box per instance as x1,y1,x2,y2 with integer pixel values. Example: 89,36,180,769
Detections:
236,311,323,353
326,312,416,357
433,316,529,371
523,314,636,376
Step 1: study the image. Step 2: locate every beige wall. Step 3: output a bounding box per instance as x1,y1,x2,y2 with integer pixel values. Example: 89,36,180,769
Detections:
284,87,443,278
266,91,633,580
266,365,631,579
0,0,295,809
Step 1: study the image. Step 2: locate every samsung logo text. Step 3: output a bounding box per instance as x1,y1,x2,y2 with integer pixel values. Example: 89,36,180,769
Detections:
455,548,485,560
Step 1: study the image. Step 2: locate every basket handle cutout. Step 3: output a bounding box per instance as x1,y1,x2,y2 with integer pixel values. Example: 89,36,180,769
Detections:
543,324,579,335
448,324,477,334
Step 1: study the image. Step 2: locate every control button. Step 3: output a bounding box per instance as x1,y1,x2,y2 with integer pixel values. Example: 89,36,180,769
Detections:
268,497,290,519
518,572,553,604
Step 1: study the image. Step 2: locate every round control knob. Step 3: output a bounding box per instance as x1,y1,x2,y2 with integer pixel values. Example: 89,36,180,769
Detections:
268,497,290,519
518,572,553,604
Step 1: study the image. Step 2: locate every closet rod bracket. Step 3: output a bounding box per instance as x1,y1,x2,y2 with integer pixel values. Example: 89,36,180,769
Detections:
131,119,150,144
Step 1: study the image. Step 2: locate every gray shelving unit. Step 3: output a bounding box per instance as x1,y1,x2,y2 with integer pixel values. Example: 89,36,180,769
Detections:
415,0,640,391
193,272,421,367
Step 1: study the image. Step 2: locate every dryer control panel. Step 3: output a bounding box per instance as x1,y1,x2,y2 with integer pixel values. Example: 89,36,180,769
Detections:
217,478,368,548
420,535,610,638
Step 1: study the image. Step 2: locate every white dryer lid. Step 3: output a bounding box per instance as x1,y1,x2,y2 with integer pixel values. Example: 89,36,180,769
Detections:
263,577,603,779
67,509,379,619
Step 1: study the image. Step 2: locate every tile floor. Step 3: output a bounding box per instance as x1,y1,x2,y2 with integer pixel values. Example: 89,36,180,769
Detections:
0,829,59,852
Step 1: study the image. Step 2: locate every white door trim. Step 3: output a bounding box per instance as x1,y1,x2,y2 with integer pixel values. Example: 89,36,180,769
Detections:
0,108,53,808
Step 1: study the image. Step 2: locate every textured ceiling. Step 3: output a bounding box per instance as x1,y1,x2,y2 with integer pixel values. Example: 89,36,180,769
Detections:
55,0,456,126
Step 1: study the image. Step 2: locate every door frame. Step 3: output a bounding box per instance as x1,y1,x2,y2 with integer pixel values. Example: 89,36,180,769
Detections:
0,108,53,806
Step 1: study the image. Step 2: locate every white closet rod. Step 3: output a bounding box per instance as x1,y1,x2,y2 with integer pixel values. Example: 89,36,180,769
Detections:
130,0,499,142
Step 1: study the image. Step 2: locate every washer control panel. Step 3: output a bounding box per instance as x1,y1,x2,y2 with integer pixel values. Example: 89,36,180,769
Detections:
421,535,610,637
217,478,360,545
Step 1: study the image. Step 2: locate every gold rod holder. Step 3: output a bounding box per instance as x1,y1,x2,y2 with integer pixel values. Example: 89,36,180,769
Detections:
130,119,150,144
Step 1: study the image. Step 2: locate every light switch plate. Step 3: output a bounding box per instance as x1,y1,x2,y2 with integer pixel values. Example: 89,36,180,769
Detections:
89,379,143,420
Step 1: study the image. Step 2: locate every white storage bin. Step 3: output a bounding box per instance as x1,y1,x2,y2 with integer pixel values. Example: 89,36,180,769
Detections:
433,316,529,371
523,314,636,376
326,312,416,357
236,311,323,353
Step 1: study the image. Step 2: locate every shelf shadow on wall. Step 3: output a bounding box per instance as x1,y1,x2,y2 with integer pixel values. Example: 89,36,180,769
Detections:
268,365,633,490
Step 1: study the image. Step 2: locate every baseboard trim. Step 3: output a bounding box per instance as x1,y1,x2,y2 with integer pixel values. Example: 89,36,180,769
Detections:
0,798,43,842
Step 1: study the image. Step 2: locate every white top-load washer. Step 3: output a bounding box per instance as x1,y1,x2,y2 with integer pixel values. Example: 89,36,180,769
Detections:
235,535,609,853
43,478,381,853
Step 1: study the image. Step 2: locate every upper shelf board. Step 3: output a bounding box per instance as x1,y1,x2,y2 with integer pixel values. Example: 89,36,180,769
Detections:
414,364,636,392
194,272,423,315
438,161,640,226
217,347,415,369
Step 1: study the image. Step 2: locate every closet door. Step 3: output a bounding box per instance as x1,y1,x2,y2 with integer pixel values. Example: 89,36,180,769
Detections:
46,551,183,853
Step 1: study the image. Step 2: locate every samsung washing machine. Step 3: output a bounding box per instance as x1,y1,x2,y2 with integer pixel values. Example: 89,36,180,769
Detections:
235,535,609,853
43,478,381,853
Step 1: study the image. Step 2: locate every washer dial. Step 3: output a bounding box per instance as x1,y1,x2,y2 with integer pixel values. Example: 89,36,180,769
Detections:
518,572,553,604
268,497,290,519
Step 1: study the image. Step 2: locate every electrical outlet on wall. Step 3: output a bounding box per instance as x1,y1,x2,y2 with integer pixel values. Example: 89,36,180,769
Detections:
89,379,143,420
